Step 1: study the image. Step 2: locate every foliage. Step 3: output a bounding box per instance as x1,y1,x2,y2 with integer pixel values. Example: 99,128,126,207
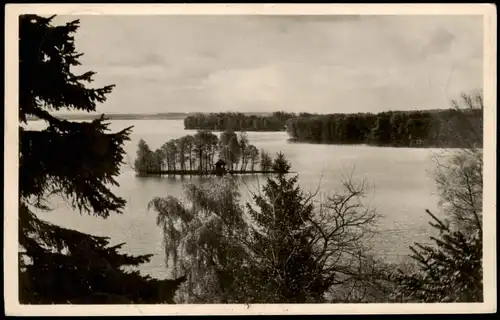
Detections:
134,139,154,175
19,14,184,303
19,204,186,304
286,106,483,148
434,150,483,232
219,129,241,170
271,152,291,174
259,150,273,172
184,111,297,131
238,132,250,171
241,162,327,302
390,209,483,302
148,155,381,303
134,130,286,175
247,145,259,171
389,92,484,302
148,177,249,303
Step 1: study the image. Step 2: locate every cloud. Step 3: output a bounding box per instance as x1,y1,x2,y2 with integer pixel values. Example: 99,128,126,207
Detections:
203,65,285,109
425,27,457,56
107,52,168,68
55,14,483,114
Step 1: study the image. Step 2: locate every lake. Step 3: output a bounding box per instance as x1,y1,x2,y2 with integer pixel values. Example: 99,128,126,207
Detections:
26,119,443,279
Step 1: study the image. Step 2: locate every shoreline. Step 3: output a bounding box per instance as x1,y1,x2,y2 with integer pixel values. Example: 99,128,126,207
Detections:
138,170,291,177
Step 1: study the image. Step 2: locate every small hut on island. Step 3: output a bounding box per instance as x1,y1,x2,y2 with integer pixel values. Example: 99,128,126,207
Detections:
214,159,227,176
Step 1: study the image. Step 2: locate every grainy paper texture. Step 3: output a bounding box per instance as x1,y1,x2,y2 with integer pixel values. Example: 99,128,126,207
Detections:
4,3,497,316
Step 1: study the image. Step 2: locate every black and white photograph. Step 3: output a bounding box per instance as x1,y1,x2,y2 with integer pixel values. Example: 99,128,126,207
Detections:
4,3,496,316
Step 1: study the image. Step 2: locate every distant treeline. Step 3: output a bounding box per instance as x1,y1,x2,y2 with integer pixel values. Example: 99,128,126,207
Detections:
183,109,483,149
27,112,278,122
134,129,284,175
183,111,310,131
26,112,191,121
285,108,483,148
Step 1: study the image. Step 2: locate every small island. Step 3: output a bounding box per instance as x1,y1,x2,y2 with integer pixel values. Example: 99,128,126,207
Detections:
134,129,290,177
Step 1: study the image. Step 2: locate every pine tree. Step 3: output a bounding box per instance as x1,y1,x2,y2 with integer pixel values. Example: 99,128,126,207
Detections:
244,156,327,303
391,209,482,302
271,152,291,174
18,14,184,304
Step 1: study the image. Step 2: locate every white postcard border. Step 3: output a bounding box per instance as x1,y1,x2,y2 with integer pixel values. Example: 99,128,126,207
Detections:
4,3,497,316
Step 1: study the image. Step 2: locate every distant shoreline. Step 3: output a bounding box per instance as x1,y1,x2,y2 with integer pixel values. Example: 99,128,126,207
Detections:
26,112,274,121
26,108,458,122
27,113,189,121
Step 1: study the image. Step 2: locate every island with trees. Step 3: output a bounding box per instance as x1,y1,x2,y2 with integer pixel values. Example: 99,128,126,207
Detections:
134,129,289,176
285,103,483,148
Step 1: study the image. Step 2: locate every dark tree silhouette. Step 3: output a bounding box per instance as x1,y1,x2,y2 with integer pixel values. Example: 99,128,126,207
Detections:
271,152,291,174
134,139,154,175
259,150,273,172
243,158,327,302
184,112,296,131
18,14,184,304
286,109,482,148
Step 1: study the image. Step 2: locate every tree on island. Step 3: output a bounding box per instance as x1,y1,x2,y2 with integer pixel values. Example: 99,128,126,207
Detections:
164,140,178,171
18,14,184,303
259,150,273,172
238,132,249,171
175,138,187,171
218,129,240,171
134,139,153,174
184,135,195,171
247,145,259,171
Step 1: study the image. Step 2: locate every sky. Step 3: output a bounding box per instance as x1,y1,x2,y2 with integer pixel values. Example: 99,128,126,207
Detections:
54,14,483,114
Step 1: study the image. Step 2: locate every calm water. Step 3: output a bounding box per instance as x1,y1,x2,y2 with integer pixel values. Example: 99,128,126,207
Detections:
27,119,442,279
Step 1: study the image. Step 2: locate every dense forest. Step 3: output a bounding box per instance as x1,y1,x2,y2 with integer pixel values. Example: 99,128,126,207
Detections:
134,129,280,175
183,107,483,149
286,106,483,148
183,111,303,131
